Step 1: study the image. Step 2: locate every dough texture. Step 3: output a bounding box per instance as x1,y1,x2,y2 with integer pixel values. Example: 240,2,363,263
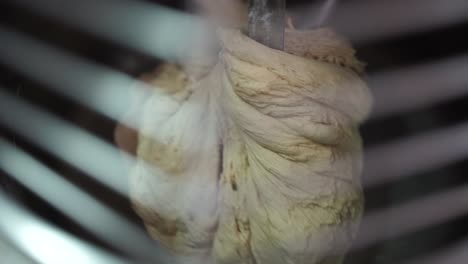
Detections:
129,28,372,264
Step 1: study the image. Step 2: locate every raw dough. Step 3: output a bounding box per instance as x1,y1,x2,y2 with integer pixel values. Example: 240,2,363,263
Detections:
129,27,372,264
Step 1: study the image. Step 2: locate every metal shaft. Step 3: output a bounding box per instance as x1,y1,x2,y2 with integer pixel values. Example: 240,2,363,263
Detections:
247,0,285,50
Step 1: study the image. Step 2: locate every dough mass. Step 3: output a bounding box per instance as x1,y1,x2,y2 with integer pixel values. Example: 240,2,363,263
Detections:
129,28,372,264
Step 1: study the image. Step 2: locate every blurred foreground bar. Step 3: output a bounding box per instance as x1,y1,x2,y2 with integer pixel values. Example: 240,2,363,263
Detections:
0,191,131,264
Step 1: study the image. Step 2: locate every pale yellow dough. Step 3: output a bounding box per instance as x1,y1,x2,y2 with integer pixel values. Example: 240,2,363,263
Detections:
129,28,372,264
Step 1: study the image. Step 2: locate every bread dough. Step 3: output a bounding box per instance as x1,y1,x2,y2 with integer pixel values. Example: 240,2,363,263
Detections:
129,28,372,264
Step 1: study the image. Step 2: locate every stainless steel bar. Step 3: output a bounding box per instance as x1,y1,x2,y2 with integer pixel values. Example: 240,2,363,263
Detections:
247,0,285,50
